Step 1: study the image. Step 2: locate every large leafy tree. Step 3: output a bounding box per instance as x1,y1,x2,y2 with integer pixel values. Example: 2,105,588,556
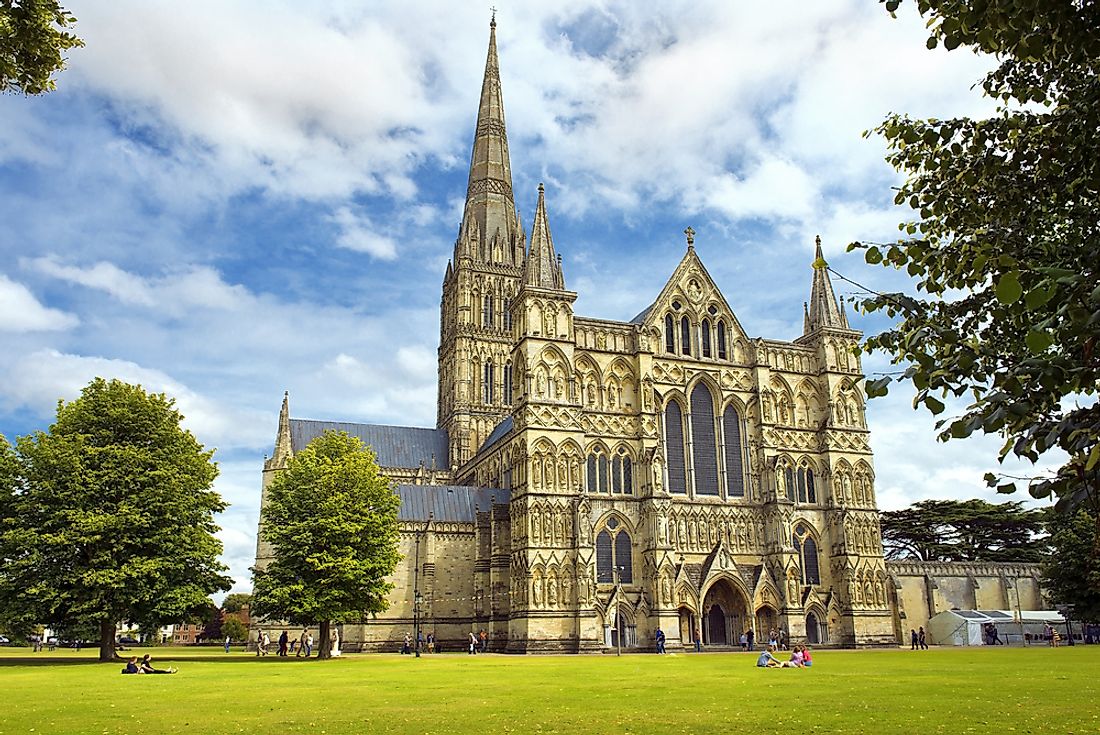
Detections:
1042,510,1100,621
251,431,400,659
881,498,1048,562
0,378,231,660
221,592,252,615
1,0,83,94
854,1,1100,516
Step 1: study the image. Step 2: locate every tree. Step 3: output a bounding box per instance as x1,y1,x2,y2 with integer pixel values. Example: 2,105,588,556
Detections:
880,498,1048,562
200,602,223,642
1,0,83,94
221,593,252,616
221,613,248,643
853,0,1100,516
251,431,400,659
1042,509,1100,621
0,378,232,661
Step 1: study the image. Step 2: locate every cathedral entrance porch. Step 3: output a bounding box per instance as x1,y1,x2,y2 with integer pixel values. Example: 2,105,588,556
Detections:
701,579,749,647
677,606,697,647
756,604,779,639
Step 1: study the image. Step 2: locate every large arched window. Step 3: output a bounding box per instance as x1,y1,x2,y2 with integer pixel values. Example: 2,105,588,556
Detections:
701,320,712,358
793,524,821,585
482,361,494,404
723,405,746,497
691,384,719,496
596,517,633,584
586,447,611,493
681,316,692,355
665,314,676,353
664,401,687,494
717,321,727,360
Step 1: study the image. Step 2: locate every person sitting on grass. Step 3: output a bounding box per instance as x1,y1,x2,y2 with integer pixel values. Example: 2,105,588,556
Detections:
139,654,176,674
782,648,805,668
801,645,813,667
121,656,143,674
756,646,782,668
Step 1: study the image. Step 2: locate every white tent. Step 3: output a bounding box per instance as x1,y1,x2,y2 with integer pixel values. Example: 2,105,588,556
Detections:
927,609,1075,646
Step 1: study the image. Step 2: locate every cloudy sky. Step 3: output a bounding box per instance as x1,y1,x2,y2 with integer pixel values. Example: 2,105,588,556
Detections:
0,1,1057,595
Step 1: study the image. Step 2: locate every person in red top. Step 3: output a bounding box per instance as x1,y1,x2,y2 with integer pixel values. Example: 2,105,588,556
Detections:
801,645,813,667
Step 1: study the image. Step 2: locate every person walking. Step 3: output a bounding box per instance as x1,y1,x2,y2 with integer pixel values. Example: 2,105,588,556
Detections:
918,627,928,650
296,629,308,657
655,627,666,654
910,629,919,650
305,632,314,657
479,629,488,653
468,631,478,654
402,632,411,655
739,631,748,651
746,628,755,651
261,631,270,656
694,628,702,652
278,630,289,657
224,635,231,654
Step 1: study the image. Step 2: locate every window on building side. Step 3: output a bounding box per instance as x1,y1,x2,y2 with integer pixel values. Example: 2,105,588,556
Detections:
503,298,512,331
723,405,746,497
482,362,494,404
796,465,817,504
681,316,691,355
717,321,727,360
793,524,821,585
665,314,675,353
665,401,687,494
483,294,494,328
596,523,634,584
691,383,720,496
503,363,513,404
702,320,712,358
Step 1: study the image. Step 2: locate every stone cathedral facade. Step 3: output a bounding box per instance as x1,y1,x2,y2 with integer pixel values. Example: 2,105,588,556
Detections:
254,19,903,651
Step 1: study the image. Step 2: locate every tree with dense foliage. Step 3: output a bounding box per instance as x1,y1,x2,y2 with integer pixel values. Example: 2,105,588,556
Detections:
1042,509,1100,621
0,0,83,94
853,0,1099,515
251,431,401,659
221,593,252,616
221,613,248,643
0,378,232,661
880,498,1048,562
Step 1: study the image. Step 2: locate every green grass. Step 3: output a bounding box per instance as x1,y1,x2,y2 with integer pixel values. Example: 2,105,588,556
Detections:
0,645,1097,734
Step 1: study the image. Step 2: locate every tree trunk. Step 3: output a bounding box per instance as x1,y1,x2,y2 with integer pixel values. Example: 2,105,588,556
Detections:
98,618,117,662
317,620,331,659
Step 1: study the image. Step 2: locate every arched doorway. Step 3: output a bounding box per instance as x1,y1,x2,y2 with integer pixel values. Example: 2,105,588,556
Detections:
678,606,696,646
806,612,820,644
756,604,778,639
702,579,748,646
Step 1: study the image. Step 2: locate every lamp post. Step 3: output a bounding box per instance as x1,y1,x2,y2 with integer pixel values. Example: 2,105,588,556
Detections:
413,525,423,658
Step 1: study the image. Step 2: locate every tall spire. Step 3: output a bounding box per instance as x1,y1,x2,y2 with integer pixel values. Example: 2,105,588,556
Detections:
524,183,565,289
805,235,848,332
270,391,292,468
461,16,518,259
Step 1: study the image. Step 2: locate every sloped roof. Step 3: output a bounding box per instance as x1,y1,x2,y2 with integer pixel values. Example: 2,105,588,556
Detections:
477,416,513,455
289,419,448,471
396,484,509,522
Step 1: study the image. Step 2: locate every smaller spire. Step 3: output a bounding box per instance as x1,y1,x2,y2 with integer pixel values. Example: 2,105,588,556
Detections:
524,183,565,289
803,302,811,333
684,226,696,250
270,391,292,468
805,235,846,332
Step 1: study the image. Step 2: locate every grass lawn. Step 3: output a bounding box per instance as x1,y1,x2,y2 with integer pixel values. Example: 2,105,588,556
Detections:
0,645,1097,734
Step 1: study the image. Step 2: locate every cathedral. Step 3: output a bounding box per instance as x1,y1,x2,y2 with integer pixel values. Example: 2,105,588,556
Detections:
254,19,931,652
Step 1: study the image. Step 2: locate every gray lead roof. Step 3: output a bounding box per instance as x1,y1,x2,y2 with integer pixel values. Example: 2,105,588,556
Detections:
396,484,510,522
289,419,448,471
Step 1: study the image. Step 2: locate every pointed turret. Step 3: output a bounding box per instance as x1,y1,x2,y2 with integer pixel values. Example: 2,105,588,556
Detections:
805,235,846,332
460,16,519,260
524,183,565,289
268,391,292,469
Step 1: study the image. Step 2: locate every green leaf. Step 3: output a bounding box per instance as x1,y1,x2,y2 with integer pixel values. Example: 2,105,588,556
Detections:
1025,329,1053,354
865,377,892,398
866,246,883,265
925,396,945,415
1024,286,1055,310
995,271,1023,304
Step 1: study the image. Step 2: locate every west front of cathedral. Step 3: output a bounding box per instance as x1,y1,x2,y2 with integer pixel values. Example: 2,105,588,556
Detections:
254,20,1043,652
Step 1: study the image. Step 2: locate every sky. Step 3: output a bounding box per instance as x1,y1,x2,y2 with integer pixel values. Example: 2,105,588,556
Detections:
0,1,1060,596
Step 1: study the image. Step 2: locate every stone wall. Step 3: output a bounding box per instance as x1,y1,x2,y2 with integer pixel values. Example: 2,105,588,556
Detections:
887,560,1046,641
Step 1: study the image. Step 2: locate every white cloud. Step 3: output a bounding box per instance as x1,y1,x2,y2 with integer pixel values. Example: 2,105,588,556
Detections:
0,274,79,332
24,255,155,305
328,207,398,259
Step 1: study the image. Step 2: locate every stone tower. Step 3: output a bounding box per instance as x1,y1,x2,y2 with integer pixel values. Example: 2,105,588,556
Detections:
437,17,527,468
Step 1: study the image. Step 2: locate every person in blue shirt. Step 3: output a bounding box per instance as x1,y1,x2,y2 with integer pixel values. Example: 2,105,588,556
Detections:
756,646,781,667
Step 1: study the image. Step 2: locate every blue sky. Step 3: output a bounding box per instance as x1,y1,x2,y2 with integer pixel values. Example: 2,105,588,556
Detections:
0,1,1057,594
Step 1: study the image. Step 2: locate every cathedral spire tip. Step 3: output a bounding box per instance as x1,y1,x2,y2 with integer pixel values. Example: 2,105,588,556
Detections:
684,226,695,250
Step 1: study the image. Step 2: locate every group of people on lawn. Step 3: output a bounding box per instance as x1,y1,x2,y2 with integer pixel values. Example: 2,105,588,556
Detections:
756,645,813,668
121,655,176,674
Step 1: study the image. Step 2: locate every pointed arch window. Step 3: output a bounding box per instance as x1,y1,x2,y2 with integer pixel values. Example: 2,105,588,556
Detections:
503,363,513,404
680,316,692,355
796,464,817,504
722,405,746,497
611,447,633,495
482,361,494,405
793,524,821,585
665,314,675,353
596,521,633,584
503,298,512,331
701,320,712,358
717,321,727,360
690,384,719,496
664,401,687,494
483,294,494,328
